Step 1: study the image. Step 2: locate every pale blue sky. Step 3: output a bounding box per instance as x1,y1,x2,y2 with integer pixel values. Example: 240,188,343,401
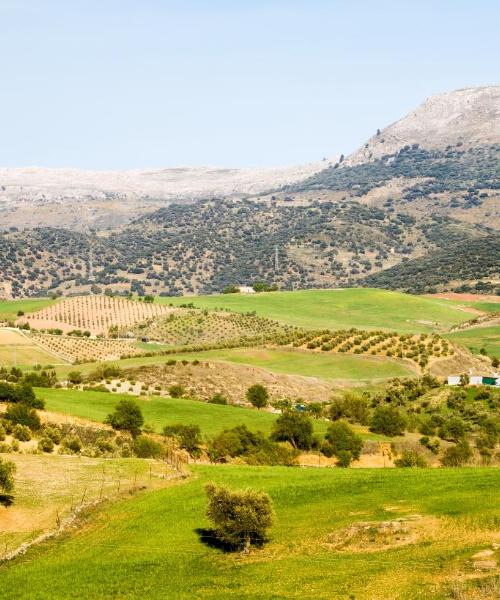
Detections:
0,0,498,169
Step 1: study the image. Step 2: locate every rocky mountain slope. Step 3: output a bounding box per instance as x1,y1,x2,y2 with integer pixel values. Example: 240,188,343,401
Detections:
0,85,498,299
0,159,335,230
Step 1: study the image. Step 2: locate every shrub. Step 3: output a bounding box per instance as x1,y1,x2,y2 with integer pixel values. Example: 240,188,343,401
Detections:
163,424,201,457
395,450,428,468
13,424,31,441
0,423,5,441
62,435,82,454
441,440,472,467
322,421,363,465
208,393,228,405
370,406,406,436
246,384,269,409
329,393,370,425
271,411,314,450
38,437,54,453
133,435,163,458
4,404,41,430
68,371,83,385
205,483,274,550
336,450,353,468
438,417,467,442
43,426,62,444
0,457,16,494
105,399,144,437
168,384,185,398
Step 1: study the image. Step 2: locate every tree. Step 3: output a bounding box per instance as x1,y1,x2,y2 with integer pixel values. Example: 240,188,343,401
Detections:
246,384,269,409
205,483,274,550
329,393,369,425
68,371,83,385
459,373,470,386
4,403,41,430
105,399,144,437
0,457,16,495
492,356,499,368
395,450,428,468
168,384,185,398
322,421,363,466
271,411,314,450
370,406,406,436
441,440,472,467
163,424,202,457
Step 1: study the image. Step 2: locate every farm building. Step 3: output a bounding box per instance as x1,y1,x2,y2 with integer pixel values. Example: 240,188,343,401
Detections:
447,375,499,386
237,286,256,294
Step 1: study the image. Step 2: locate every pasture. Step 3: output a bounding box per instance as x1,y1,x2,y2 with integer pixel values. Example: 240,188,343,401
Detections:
0,454,167,559
0,298,56,322
160,347,417,380
0,466,498,599
0,328,67,368
444,326,500,357
161,288,472,332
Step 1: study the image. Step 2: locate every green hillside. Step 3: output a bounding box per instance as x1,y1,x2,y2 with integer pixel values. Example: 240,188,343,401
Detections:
162,288,472,332
444,326,500,357
0,298,56,322
0,466,497,600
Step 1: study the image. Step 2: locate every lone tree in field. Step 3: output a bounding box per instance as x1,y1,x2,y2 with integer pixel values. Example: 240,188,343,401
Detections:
105,399,144,437
246,384,269,409
0,457,16,498
205,483,274,551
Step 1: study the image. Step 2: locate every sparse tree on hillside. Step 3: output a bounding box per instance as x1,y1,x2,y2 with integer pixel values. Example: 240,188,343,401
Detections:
246,384,269,409
0,457,16,497
271,411,314,450
105,399,144,437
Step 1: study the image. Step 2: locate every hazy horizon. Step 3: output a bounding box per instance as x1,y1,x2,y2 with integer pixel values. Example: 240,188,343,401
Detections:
1,0,499,170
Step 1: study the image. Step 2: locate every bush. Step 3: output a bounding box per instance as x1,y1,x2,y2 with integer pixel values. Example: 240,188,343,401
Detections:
336,450,353,468
205,483,274,550
62,435,82,454
44,426,62,444
133,435,163,458
208,393,228,405
0,423,5,442
322,421,363,466
246,384,269,409
438,417,466,442
441,440,472,467
329,393,370,425
163,424,201,457
395,450,428,468
4,404,41,430
370,406,406,436
0,457,16,494
271,411,314,450
38,437,54,453
168,384,185,398
105,399,144,437
13,424,31,441
68,371,83,385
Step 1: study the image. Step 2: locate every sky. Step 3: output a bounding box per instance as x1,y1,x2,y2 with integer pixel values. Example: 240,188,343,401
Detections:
0,0,498,170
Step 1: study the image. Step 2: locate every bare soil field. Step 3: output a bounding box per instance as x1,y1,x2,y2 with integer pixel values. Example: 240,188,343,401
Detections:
428,292,500,303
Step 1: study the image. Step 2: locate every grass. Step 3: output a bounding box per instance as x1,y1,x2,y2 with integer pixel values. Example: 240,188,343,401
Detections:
161,347,416,381
0,454,167,558
38,388,288,437
0,328,67,368
37,388,392,441
0,465,498,599
0,298,56,322
159,288,472,332
444,326,500,357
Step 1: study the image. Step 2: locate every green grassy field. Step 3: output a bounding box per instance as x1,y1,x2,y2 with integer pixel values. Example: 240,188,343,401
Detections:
0,298,56,322
163,347,416,380
160,288,472,332
444,326,500,357
38,388,289,437
38,388,394,441
0,465,498,599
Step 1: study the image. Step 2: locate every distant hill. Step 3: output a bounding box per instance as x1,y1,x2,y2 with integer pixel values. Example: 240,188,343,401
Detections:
0,86,498,298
